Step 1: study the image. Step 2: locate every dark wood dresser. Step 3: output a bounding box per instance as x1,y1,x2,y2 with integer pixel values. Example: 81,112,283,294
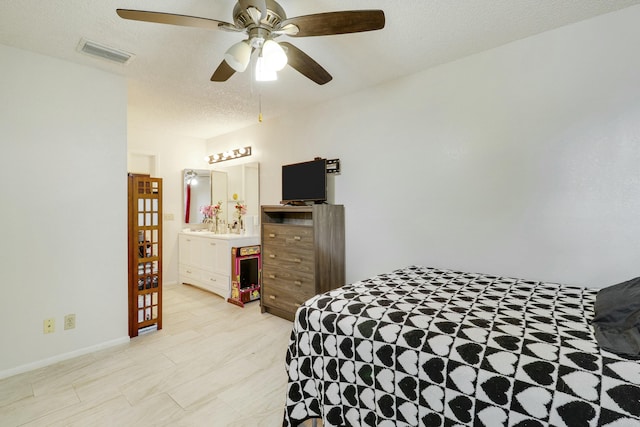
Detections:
260,204,345,321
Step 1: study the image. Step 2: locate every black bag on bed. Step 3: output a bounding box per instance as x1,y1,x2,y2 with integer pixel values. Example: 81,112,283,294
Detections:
592,276,640,358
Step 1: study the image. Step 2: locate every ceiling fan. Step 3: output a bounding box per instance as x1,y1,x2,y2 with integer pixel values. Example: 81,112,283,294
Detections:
116,0,385,85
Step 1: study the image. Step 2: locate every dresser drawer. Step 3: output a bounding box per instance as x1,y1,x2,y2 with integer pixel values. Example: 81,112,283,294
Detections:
262,265,314,293
263,224,314,250
262,280,313,314
262,246,314,272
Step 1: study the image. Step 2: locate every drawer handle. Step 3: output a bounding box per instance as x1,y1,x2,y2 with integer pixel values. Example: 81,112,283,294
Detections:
294,236,301,241
210,242,216,246
209,278,216,282
269,274,276,279
295,303,301,307
294,280,302,286
294,258,302,263
269,254,276,258
269,233,276,238
269,295,276,300
186,270,192,274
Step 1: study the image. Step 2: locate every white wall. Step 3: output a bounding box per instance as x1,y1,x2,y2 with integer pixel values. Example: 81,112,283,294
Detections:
126,123,208,286
207,6,640,288
0,45,128,376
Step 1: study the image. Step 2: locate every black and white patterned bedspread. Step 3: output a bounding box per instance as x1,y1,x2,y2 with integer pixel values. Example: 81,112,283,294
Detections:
283,266,640,427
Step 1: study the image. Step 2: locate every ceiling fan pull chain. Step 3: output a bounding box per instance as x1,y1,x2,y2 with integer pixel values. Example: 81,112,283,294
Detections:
259,93,263,123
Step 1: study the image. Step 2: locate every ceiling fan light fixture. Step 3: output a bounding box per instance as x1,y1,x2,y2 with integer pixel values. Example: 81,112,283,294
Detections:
116,2,386,85
224,40,251,72
262,40,287,71
255,56,278,81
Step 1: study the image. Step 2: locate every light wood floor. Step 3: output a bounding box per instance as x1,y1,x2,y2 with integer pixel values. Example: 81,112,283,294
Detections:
0,283,297,426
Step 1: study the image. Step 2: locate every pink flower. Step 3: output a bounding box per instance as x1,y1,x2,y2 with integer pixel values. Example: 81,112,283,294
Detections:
200,202,223,222
235,202,247,218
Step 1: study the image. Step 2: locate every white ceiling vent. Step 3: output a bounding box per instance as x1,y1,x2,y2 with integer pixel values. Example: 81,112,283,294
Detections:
77,39,134,64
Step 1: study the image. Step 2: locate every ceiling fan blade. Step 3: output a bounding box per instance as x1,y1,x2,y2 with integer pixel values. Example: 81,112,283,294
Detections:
116,9,239,31
255,0,268,22
279,42,332,85
211,60,236,82
280,10,385,37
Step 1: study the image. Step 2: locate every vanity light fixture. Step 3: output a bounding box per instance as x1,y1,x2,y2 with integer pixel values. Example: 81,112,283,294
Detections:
207,146,252,164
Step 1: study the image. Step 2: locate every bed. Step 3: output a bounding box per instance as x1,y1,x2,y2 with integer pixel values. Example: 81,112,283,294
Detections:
283,265,640,426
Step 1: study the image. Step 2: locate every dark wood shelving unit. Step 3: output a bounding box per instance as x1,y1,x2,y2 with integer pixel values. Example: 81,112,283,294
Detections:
127,174,163,337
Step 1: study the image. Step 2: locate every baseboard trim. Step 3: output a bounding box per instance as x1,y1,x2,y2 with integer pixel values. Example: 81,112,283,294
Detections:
0,336,131,380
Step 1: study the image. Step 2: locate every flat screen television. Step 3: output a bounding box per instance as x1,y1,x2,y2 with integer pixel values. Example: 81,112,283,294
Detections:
281,158,327,204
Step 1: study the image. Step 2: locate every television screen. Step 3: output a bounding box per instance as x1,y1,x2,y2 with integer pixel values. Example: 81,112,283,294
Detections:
282,159,327,204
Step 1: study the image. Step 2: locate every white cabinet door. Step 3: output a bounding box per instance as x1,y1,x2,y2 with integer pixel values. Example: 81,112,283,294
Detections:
179,234,198,266
202,238,230,275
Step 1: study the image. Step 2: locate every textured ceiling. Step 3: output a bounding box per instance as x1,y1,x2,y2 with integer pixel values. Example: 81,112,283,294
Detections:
1,0,639,139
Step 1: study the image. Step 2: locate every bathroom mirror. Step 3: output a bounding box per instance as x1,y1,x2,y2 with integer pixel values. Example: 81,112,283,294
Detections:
212,162,260,231
183,163,260,231
183,169,211,224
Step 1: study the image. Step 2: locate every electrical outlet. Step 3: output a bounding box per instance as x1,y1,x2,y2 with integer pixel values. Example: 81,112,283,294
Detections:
43,318,55,334
164,213,174,221
64,314,76,330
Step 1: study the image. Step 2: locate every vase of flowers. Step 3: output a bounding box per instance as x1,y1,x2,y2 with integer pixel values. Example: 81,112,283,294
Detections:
234,202,247,233
201,202,222,233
